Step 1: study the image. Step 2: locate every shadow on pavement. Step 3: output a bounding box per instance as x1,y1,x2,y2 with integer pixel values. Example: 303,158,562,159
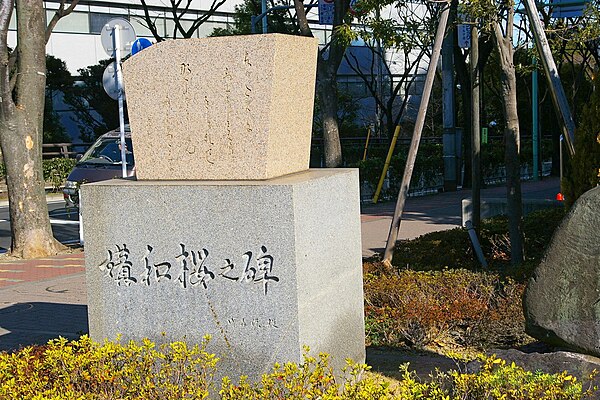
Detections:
367,346,460,381
0,302,88,351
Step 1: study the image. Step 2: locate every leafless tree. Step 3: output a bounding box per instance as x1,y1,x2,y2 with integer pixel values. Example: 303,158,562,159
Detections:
139,0,227,41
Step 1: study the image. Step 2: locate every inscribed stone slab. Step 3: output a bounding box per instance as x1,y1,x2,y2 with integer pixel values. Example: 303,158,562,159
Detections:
81,169,365,380
122,34,318,180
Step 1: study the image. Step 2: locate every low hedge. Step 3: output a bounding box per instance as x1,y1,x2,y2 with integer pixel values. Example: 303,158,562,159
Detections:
0,336,596,399
0,158,76,191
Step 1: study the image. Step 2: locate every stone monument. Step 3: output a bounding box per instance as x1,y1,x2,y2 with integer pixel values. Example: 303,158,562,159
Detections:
81,34,366,381
524,185,600,356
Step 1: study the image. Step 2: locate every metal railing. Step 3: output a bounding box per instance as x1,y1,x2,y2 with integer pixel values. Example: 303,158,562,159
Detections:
42,143,91,159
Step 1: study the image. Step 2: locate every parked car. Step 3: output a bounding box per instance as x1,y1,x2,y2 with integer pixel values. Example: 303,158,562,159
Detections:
63,127,135,207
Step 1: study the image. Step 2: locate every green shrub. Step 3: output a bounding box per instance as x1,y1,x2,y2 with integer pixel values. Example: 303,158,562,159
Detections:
365,208,567,351
0,158,75,191
389,208,565,279
220,350,391,399
562,77,600,208
390,227,475,271
353,143,443,198
393,355,598,399
42,158,76,191
447,355,598,400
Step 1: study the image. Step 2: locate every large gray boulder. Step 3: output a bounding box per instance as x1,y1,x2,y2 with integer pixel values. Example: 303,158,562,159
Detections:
524,186,600,356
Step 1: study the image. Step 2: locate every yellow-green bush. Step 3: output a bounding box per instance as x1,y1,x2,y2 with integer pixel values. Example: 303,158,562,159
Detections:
0,337,597,399
392,355,598,400
220,350,391,399
0,335,218,399
448,355,598,400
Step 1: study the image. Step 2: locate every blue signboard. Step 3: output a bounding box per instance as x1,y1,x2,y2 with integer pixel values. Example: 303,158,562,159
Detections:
131,38,153,56
318,0,334,25
551,0,588,18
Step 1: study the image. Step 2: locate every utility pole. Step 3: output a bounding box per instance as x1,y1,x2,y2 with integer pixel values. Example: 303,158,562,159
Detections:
383,3,451,265
532,57,540,180
442,6,457,191
471,21,481,230
261,0,268,33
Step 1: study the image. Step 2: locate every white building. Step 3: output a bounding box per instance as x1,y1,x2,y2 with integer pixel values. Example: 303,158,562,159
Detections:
7,0,335,73
7,0,431,142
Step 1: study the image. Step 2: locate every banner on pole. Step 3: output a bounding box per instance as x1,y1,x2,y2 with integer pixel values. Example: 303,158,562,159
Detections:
457,24,471,48
318,0,334,24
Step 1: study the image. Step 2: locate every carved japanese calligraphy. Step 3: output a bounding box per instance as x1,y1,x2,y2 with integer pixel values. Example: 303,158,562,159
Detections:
98,243,279,294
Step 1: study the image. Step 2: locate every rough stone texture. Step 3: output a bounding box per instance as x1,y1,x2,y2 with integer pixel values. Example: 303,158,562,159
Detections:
468,349,600,386
524,186,600,356
81,169,365,380
122,34,318,181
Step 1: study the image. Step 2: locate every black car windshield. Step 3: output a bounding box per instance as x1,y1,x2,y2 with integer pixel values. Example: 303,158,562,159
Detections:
79,138,134,166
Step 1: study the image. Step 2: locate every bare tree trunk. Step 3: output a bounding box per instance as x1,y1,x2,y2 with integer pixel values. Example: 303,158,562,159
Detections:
317,65,343,167
294,0,348,167
0,0,64,258
494,20,524,265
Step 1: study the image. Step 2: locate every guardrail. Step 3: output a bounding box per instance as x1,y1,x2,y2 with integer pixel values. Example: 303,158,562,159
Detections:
42,143,91,159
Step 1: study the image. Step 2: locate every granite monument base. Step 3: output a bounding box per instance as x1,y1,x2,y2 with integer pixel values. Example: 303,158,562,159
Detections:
81,169,365,380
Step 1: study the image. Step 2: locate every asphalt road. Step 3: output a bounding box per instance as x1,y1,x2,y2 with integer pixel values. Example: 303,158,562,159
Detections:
0,197,80,252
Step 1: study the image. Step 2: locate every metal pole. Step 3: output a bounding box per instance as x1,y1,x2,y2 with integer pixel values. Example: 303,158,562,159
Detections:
442,6,457,191
532,58,539,180
471,22,481,231
559,134,563,183
382,3,450,265
372,125,400,203
465,221,488,267
375,8,384,137
362,126,371,162
522,0,575,156
261,0,267,33
113,25,128,179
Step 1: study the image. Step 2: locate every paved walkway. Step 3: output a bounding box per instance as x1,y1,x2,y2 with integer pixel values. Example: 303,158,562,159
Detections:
0,177,561,352
0,252,84,288
361,177,560,257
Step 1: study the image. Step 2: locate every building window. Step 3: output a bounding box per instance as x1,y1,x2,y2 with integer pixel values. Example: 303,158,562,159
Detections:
130,15,162,37
46,10,90,34
89,13,126,34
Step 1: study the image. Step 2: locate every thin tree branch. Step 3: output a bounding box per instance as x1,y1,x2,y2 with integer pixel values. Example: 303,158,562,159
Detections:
188,0,226,35
293,0,313,36
140,0,164,42
45,0,80,44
